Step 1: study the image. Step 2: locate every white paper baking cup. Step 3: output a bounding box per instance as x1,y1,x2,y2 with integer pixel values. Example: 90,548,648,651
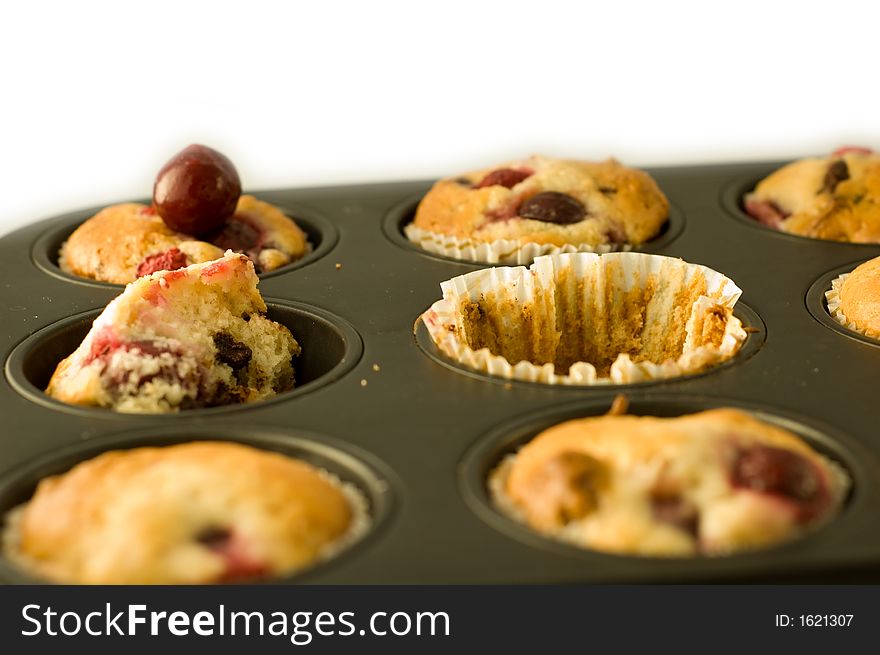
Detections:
419,252,747,385
404,224,626,265
823,272,878,339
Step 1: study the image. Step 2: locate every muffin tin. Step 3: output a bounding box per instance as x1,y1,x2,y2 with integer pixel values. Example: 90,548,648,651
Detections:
2,160,880,583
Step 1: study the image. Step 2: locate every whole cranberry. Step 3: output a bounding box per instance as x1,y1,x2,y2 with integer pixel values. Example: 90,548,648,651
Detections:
153,144,242,236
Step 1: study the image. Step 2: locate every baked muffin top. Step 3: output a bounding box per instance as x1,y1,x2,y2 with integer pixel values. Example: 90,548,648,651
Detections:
7,441,357,584
60,195,309,284
838,256,880,338
493,409,846,556
411,155,669,248
744,146,880,242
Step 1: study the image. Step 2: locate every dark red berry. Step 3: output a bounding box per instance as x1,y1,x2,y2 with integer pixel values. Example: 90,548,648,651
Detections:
475,167,533,189
821,160,850,194
744,198,789,228
518,192,586,225
195,525,269,582
209,216,263,253
135,247,189,277
832,146,873,157
195,525,233,549
153,144,242,236
729,444,828,521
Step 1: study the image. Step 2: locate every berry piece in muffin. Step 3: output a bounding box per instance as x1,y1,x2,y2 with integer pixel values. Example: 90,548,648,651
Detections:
46,251,300,413
409,155,669,255
744,147,880,242
58,144,309,283
4,442,367,584
491,409,847,556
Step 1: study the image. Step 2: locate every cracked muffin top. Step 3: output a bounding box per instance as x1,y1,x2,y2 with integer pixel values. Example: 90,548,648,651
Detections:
60,195,309,284
744,146,880,243
410,155,669,249
5,441,361,584
491,408,847,557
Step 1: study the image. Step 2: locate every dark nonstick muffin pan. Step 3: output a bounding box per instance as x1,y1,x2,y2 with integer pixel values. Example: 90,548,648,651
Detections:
2,160,880,583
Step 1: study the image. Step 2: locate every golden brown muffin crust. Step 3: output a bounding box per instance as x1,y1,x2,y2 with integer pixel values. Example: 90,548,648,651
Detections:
12,442,354,584
59,195,308,283
746,150,880,242
412,156,669,247
839,256,880,338
496,409,845,556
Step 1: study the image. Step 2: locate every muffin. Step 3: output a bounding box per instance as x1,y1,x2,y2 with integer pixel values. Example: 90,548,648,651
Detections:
825,255,880,338
419,252,747,385
744,146,880,242
491,409,848,557
406,155,669,263
3,442,368,584
46,251,300,413
60,195,309,284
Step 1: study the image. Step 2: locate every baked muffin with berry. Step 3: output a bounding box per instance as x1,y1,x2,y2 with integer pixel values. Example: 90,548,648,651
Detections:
3,442,368,584
491,409,847,556
744,146,880,242
407,155,669,263
46,251,300,413
58,145,309,283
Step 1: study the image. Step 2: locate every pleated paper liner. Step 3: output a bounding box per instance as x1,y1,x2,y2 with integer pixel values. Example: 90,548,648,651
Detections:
404,224,624,265
825,272,880,341
419,252,747,386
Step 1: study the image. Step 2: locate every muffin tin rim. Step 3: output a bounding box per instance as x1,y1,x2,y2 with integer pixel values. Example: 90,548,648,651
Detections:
4,298,364,419
413,301,766,391
30,198,341,290
0,424,399,585
382,192,687,267
457,393,870,569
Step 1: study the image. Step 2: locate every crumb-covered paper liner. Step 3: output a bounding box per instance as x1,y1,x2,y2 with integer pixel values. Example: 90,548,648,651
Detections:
419,252,747,385
824,272,880,339
404,224,627,265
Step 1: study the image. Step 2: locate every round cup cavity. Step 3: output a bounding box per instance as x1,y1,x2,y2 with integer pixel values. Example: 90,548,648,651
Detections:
4,300,363,418
459,394,865,572
0,426,395,584
32,201,339,288
383,193,685,266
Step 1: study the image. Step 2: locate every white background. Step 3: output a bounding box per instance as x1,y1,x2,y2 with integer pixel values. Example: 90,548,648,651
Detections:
1,0,878,236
